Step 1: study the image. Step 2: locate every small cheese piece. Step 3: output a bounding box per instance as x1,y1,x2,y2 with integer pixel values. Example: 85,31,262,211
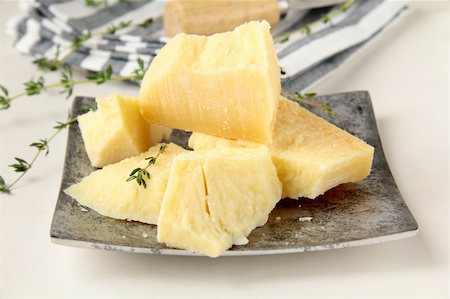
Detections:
139,21,280,144
65,143,186,225
78,93,172,168
157,147,281,257
163,0,280,36
189,97,374,199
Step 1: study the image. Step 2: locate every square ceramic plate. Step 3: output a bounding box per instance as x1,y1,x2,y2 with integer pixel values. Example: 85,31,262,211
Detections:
50,91,418,256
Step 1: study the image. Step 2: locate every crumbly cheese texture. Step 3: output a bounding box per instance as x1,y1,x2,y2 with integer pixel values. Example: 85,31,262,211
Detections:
65,143,186,225
78,93,172,168
189,97,374,199
139,20,280,144
157,147,281,257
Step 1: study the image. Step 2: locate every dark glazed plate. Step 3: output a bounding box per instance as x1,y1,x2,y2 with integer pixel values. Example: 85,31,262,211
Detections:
50,91,418,256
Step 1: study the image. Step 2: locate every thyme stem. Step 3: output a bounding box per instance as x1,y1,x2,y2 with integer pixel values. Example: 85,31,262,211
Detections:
282,90,337,117
275,0,355,43
3,74,139,107
4,117,77,192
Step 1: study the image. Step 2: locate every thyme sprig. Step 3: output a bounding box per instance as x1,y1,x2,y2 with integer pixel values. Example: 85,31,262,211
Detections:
61,17,154,61
0,13,156,110
282,90,337,117
0,59,146,193
275,0,355,43
126,144,167,188
0,16,156,109
31,16,154,74
1,117,77,193
0,58,146,110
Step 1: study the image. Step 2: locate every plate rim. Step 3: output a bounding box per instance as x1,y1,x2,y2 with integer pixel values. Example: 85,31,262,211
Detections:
51,229,418,256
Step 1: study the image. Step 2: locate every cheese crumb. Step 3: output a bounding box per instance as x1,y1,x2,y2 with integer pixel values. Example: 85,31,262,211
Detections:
233,236,249,246
298,216,313,222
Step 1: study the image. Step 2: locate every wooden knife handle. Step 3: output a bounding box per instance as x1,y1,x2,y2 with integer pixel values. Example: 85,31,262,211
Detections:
163,0,280,37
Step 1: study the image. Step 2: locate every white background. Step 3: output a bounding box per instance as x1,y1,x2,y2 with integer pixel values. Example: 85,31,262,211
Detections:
0,1,448,298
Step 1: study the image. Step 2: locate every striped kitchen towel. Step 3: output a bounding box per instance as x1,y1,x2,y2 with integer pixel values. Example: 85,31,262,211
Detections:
6,0,410,91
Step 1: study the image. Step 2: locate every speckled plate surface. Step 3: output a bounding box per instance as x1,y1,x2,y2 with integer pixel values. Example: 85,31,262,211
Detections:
50,91,418,256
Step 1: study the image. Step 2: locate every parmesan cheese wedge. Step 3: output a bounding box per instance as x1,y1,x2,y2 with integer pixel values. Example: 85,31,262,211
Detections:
139,20,280,144
163,0,280,36
157,147,281,257
78,93,172,168
65,143,187,225
189,97,374,199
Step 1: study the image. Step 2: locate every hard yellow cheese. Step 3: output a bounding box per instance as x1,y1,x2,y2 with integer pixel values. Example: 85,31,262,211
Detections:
65,143,187,225
139,21,280,144
78,93,172,168
157,147,281,257
163,0,280,36
189,97,374,199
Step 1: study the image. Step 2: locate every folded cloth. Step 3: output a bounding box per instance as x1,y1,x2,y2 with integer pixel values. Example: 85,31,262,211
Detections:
6,0,410,90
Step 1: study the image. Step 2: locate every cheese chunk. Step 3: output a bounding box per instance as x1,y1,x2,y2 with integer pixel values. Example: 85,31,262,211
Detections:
163,0,280,36
139,21,280,144
65,143,186,225
157,147,281,257
78,93,172,168
189,97,374,199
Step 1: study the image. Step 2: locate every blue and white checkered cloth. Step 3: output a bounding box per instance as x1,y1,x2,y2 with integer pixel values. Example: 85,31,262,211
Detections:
6,0,410,90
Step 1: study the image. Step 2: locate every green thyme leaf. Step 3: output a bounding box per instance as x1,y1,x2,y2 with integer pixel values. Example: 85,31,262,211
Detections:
279,36,289,43
33,57,60,72
322,102,337,117
87,65,113,84
53,118,77,130
30,139,50,155
131,57,146,80
72,31,92,49
9,158,31,173
139,18,154,28
126,144,167,188
106,20,132,34
321,14,331,24
0,84,9,96
0,96,11,110
60,65,74,99
24,77,45,96
0,175,10,193
84,0,107,7
304,92,317,98
299,25,311,35
80,103,97,113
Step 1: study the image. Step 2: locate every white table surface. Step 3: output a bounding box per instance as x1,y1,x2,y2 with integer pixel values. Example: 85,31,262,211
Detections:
0,1,448,298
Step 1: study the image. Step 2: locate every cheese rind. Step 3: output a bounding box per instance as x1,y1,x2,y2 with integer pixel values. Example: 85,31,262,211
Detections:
78,93,172,168
65,143,186,225
157,147,281,257
189,97,374,199
139,21,280,144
